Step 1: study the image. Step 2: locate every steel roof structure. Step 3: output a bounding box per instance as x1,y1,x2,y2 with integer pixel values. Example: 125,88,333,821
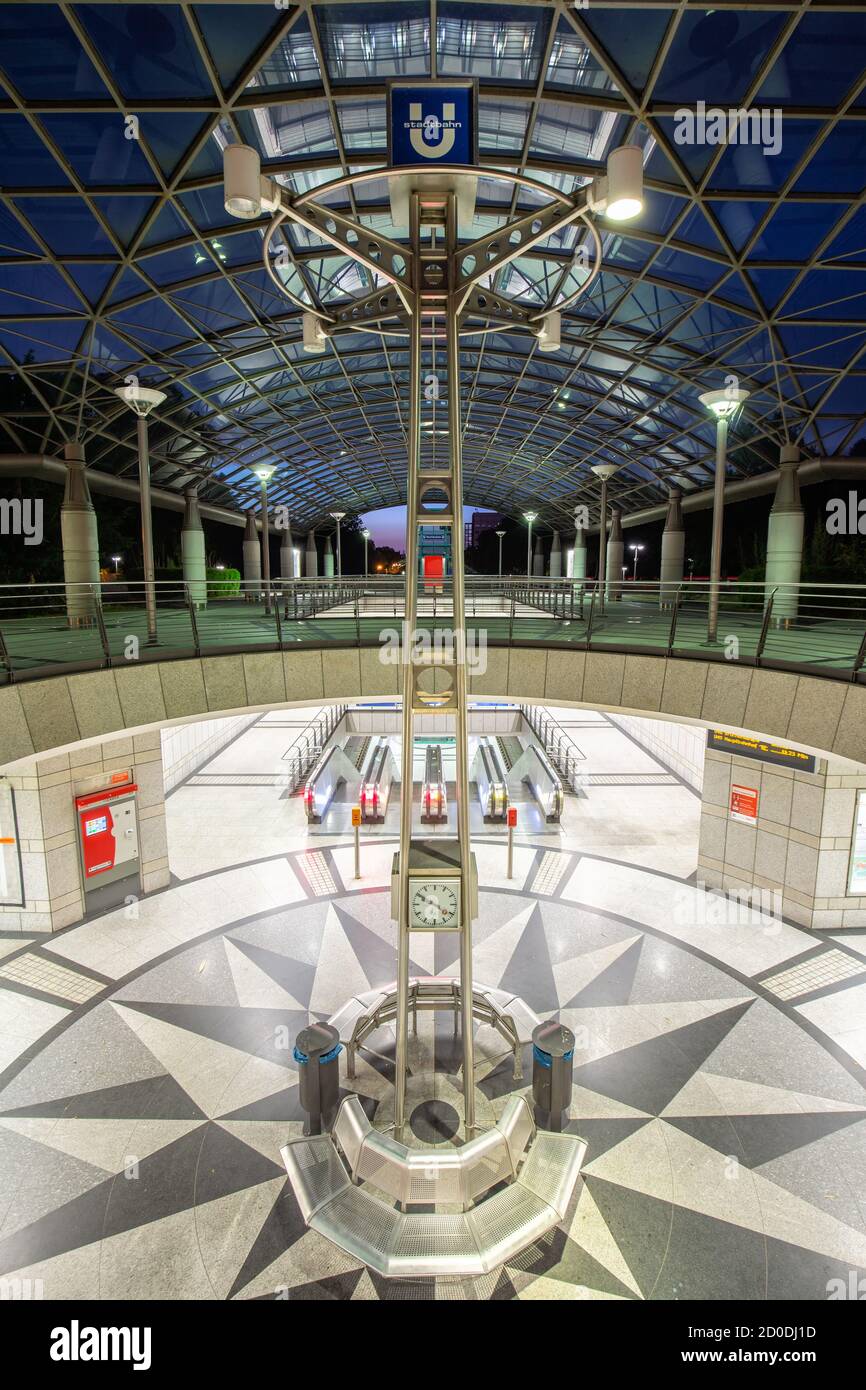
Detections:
1,0,865,531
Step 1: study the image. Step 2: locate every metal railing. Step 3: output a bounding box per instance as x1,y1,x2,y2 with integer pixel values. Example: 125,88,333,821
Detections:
0,577,864,686
518,704,587,791
280,703,348,792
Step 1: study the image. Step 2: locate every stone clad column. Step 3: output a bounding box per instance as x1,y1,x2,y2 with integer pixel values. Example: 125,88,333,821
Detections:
181,487,207,609
242,511,261,601
280,520,295,580
532,535,544,576
549,530,562,578
765,445,803,626
60,441,100,627
572,523,587,599
305,528,318,578
323,534,335,578
660,487,685,606
606,507,624,602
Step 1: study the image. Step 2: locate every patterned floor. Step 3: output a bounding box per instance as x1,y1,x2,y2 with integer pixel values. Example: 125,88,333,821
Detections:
1,875,865,1301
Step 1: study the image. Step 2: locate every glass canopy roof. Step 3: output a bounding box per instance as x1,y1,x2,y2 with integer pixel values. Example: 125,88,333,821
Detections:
1,1,865,529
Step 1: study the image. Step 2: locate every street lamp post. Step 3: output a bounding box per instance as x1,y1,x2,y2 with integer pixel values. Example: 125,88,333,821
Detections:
523,512,537,580
630,542,644,582
111,555,122,577
253,465,276,615
590,464,618,609
362,528,371,578
699,386,749,642
330,511,346,582
495,529,506,579
114,383,167,644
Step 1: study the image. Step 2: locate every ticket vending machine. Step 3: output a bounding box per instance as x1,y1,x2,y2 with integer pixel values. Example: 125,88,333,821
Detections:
75,783,140,910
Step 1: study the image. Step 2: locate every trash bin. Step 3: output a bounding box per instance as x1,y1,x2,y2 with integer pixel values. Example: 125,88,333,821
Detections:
294,1022,342,1135
532,1020,574,1132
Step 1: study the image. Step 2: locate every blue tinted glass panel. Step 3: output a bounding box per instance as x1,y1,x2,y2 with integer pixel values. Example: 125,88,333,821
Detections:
136,113,211,177
582,7,669,94
709,201,771,253
75,4,214,99
747,268,797,311
92,196,155,246
654,9,787,104
41,115,158,186
758,13,866,107
708,120,822,192
12,196,114,254
750,203,848,261
139,203,189,250
0,117,70,187
67,263,117,305
0,204,41,256
792,123,866,195
0,4,108,99
193,4,284,89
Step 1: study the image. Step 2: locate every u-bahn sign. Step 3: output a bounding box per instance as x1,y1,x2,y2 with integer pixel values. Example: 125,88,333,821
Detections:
706,729,816,774
388,80,477,167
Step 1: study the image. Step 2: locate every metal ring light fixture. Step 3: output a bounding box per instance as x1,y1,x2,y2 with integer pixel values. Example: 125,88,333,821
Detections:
258,162,609,343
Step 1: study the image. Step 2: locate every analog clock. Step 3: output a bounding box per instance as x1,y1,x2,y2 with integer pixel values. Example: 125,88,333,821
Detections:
410,880,460,931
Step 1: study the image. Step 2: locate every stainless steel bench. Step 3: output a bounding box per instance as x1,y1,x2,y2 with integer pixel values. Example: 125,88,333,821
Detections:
280,1095,586,1279
328,977,540,1081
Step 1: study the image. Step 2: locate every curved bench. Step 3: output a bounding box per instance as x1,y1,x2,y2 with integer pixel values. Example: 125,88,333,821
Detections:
328,977,541,1081
280,1094,587,1279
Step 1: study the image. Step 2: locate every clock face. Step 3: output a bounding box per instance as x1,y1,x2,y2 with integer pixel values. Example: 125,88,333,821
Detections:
411,880,459,930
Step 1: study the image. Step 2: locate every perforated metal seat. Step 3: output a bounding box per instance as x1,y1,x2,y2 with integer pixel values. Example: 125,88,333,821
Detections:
495,1094,536,1174
466,1183,555,1271
517,1132,587,1221
332,1094,372,1179
280,1136,350,1222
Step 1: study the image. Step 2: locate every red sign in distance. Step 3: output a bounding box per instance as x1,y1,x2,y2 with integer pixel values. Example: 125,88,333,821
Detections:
507,807,518,828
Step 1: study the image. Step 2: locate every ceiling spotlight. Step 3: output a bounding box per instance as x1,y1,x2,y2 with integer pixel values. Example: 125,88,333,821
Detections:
253,464,276,481
303,311,328,354
537,310,561,353
223,144,279,221
698,386,750,418
594,145,644,222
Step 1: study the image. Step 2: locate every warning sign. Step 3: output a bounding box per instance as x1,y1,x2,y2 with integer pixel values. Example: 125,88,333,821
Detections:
507,807,517,828
730,784,759,825
351,807,362,828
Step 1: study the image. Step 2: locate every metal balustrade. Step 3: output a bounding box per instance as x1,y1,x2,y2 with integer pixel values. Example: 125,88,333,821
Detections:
0,577,864,685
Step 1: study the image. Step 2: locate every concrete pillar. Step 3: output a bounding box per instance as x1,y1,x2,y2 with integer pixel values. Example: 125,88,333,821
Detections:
765,445,803,626
242,511,261,600
305,528,318,578
606,507,624,601
572,525,587,597
60,442,100,628
549,529,562,578
532,535,544,577
660,487,685,606
181,487,207,609
280,520,295,580
324,534,335,579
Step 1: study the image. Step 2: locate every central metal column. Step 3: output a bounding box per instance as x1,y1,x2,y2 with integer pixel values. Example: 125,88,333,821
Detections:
394,195,423,1141
446,191,476,1137
393,190,476,1139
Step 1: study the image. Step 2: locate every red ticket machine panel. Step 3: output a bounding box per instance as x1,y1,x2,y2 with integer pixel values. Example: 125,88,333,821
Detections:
75,785,139,886
423,554,445,592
